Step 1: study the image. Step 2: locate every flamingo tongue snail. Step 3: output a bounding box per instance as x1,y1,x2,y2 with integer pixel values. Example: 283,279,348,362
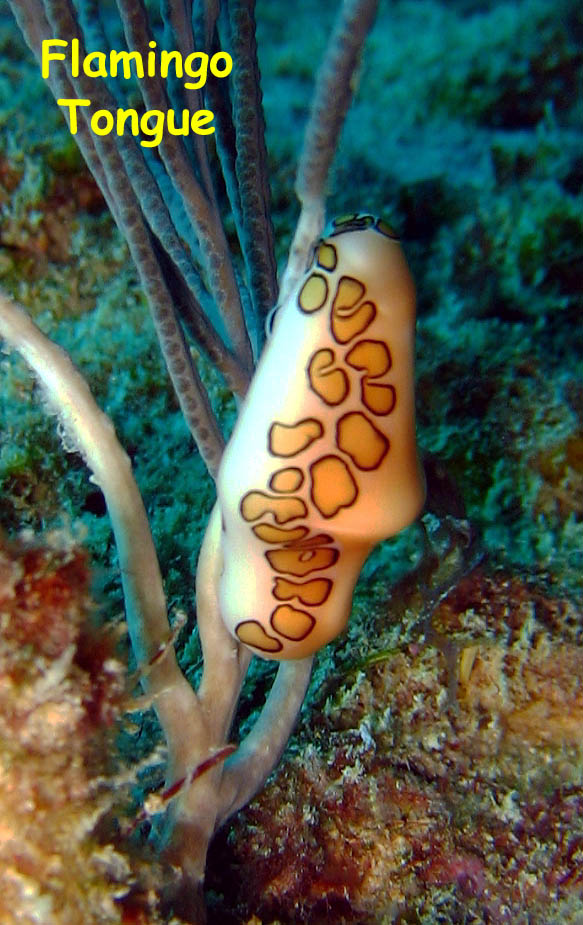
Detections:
216,214,426,659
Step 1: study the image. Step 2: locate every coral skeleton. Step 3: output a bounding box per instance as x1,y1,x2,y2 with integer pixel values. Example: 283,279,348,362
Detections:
0,0,428,919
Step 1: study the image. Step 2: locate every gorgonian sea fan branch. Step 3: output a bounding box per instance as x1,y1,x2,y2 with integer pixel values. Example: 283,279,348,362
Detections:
2,3,408,919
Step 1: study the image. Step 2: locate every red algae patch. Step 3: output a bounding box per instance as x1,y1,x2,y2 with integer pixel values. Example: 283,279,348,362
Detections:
0,531,186,925
207,568,583,924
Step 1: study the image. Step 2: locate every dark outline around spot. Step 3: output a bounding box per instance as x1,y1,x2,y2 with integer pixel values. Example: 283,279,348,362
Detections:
335,412,390,471
309,453,359,518
270,605,316,641
235,620,283,653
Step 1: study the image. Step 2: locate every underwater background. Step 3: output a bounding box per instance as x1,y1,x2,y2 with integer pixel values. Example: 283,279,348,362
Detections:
0,0,581,922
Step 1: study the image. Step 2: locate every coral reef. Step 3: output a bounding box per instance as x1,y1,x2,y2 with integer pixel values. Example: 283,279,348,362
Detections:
0,530,185,925
207,569,583,924
0,0,581,921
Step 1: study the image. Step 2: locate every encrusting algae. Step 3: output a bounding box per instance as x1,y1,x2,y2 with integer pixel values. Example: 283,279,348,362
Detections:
0,529,189,925
206,568,583,924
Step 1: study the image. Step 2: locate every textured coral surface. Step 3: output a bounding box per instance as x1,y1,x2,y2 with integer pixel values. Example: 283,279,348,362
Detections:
207,569,583,923
0,532,186,925
0,532,122,923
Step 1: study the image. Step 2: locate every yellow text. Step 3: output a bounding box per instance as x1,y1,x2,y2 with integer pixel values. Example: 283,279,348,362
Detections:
57,99,215,146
